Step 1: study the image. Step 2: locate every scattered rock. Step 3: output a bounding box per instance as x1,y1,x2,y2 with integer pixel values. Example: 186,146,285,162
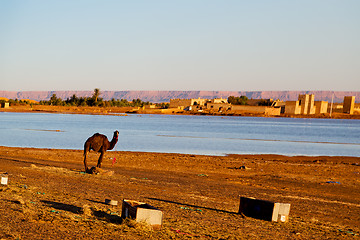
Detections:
197,174,208,177
229,166,251,170
81,204,93,217
13,195,25,205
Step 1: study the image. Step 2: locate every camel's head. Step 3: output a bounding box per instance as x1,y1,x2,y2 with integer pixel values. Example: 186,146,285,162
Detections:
113,130,119,140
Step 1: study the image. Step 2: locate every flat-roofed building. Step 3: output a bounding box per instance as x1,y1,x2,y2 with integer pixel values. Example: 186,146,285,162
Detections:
285,101,301,114
314,101,328,114
343,96,355,114
285,94,317,115
0,102,9,108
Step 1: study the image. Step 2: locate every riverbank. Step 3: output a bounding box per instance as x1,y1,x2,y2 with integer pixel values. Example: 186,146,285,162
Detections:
1,146,359,239
1,104,360,119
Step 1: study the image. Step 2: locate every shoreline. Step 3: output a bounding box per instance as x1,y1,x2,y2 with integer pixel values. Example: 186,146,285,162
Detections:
1,104,360,119
1,145,360,163
1,145,359,158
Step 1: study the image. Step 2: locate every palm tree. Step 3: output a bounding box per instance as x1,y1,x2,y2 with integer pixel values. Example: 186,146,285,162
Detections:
93,88,100,103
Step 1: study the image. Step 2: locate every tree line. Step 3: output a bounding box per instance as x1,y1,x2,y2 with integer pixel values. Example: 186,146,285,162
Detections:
2,89,260,108
3,89,157,108
227,96,248,105
41,91,153,107
227,96,272,106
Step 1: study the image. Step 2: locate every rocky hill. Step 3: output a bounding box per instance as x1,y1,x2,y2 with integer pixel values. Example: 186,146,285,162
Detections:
0,90,359,103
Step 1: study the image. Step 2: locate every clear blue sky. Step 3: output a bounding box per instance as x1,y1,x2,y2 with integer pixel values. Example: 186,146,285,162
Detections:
1,0,359,91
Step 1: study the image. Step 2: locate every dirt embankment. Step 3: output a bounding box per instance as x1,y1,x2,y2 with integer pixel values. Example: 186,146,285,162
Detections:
1,146,359,239
0,105,132,116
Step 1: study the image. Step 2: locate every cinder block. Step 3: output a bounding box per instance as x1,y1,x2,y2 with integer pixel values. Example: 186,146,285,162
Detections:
239,197,290,222
121,199,163,230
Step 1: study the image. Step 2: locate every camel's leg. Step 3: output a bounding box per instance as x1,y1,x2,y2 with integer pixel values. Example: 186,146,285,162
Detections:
84,152,89,172
97,151,105,168
84,141,91,173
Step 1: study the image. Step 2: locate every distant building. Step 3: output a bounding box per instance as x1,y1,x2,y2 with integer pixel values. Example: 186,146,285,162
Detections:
210,98,228,104
298,94,315,114
343,96,355,114
144,104,156,109
284,101,301,115
170,97,281,115
298,94,309,114
230,105,281,115
169,98,208,109
206,102,231,112
0,102,9,108
354,104,360,114
314,101,328,114
285,94,325,115
308,94,316,114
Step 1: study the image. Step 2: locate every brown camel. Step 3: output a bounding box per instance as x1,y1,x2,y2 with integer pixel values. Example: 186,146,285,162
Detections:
83,130,119,173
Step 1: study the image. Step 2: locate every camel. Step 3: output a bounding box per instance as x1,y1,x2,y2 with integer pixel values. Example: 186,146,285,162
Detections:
83,130,119,173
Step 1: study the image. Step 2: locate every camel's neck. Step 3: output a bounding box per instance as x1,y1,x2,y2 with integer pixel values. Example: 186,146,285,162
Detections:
108,136,118,150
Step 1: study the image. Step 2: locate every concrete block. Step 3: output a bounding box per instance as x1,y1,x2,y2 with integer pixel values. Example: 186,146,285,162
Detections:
105,199,118,206
121,199,163,230
239,197,290,222
1,174,8,185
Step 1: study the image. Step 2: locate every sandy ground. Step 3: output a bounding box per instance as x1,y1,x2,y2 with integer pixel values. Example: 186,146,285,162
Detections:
0,146,359,239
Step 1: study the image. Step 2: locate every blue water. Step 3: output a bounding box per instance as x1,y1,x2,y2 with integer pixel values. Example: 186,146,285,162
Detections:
0,112,359,156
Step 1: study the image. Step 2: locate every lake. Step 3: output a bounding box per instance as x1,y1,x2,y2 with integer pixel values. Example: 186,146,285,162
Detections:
0,112,359,156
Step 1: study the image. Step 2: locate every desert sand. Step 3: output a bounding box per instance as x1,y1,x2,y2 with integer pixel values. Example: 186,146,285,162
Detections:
0,146,359,239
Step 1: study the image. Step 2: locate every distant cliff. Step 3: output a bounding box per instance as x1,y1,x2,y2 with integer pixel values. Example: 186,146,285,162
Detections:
0,90,359,103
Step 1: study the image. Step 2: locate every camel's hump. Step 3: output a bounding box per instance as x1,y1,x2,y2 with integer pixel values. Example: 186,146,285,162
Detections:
90,133,106,138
